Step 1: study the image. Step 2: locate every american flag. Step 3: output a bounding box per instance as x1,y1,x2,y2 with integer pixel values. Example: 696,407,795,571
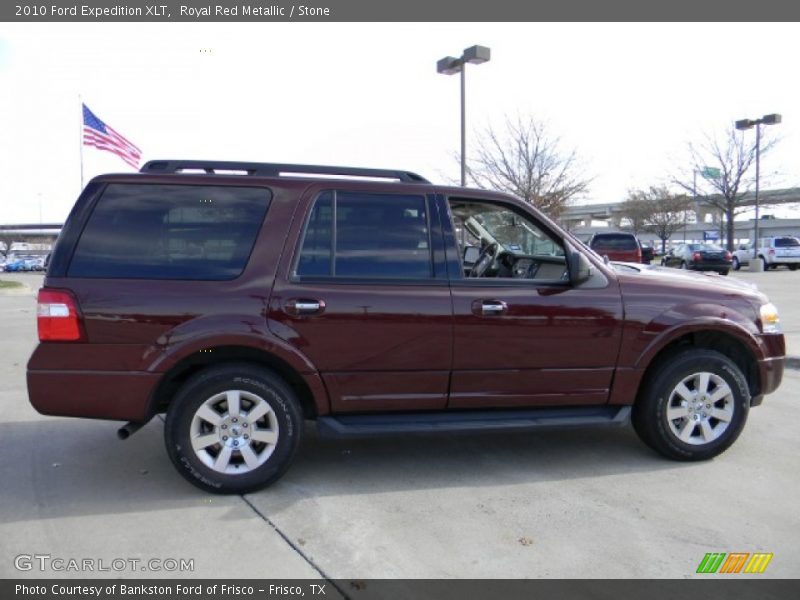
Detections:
82,104,142,169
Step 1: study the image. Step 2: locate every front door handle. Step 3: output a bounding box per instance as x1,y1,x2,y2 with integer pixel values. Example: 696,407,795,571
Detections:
473,300,508,316
285,298,326,316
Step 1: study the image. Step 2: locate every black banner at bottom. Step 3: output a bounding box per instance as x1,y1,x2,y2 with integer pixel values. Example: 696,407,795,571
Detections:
4,579,800,600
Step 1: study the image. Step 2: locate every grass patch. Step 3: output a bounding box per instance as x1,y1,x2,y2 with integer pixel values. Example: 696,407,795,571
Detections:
0,280,24,289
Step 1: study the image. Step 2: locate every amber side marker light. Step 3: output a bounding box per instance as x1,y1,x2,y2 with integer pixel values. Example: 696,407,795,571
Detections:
37,289,82,341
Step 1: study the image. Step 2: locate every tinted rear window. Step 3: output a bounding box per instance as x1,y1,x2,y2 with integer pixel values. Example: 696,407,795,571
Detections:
295,191,432,279
69,184,270,280
590,234,638,251
775,237,800,247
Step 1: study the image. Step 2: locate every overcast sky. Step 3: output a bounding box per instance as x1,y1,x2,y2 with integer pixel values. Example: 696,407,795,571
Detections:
1,22,799,224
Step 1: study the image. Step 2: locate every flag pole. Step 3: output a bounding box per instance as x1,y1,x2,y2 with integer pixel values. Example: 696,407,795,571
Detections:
79,96,85,192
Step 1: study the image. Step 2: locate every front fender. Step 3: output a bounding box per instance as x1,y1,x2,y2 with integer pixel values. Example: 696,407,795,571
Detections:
609,313,764,407
635,318,762,371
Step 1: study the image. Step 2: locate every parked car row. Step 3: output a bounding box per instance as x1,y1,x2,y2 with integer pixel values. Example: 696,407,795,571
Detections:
0,254,47,272
587,233,800,274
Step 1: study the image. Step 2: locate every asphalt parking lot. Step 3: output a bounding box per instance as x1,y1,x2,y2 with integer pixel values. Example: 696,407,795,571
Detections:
0,270,798,580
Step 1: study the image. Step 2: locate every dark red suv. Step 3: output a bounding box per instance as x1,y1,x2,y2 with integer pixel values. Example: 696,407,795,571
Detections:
28,161,785,493
589,231,642,263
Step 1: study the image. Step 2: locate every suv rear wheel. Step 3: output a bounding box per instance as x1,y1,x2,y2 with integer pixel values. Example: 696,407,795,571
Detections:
632,350,749,461
165,364,303,494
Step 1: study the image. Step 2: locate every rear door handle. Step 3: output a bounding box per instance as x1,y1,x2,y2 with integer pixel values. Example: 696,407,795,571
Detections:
473,300,508,316
285,298,326,316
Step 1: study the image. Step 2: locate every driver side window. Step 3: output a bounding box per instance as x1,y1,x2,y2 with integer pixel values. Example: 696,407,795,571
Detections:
448,198,566,281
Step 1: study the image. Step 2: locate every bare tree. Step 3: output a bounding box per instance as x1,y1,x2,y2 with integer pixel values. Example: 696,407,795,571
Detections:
463,116,592,218
619,187,691,252
644,189,692,253
0,232,16,256
675,127,778,251
617,194,653,235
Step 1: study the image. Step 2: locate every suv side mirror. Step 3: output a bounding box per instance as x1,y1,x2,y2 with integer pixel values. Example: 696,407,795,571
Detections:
566,243,593,286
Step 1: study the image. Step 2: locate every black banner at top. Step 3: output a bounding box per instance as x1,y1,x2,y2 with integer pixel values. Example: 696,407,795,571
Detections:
3,0,800,22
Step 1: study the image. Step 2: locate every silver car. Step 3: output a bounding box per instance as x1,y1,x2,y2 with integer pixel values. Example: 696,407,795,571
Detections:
733,236,800,271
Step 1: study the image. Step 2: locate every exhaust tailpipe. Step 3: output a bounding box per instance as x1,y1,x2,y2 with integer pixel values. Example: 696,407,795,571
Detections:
117,421,145,440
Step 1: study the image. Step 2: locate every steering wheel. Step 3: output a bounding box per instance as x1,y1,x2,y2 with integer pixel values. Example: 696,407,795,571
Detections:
470,243,499,278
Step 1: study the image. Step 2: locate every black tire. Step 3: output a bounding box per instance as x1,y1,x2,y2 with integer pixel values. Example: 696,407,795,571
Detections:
732,257,740,271
789,265,798,271
719,270,729,276
632,350,750,461
165,363,303,494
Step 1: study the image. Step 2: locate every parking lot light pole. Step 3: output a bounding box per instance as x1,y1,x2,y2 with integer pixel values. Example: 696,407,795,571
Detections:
735,113,782,269
437,45,491,186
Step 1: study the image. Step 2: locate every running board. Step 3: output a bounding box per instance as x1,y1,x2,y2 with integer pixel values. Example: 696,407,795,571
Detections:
316,406,631,438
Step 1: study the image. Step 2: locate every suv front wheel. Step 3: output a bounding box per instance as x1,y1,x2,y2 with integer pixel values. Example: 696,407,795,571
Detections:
165,364,303,494
632,350,749,461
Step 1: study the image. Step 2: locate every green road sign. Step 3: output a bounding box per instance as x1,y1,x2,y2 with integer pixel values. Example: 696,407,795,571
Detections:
701,166,721,179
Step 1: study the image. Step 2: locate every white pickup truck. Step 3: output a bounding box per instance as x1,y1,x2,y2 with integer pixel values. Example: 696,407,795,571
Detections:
732,236,800,270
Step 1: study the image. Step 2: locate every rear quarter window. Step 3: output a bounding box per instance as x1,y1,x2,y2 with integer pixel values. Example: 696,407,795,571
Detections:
68,183,271,280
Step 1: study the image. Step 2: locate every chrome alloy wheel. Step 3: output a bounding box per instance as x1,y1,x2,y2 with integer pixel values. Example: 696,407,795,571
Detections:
666,372,734,445
190,390,279,474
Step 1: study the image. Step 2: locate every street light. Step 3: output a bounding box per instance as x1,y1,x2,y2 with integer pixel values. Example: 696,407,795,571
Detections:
437,45,491,186
735,113,781,270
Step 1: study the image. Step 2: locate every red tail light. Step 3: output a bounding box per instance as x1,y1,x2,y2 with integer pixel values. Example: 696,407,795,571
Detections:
692,252,702,262
724,251,732,260
769,248,775,255
37,289,83,341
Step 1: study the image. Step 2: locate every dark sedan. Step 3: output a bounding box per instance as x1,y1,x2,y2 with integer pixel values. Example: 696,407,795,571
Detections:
640,243,655,264
661,243,732,275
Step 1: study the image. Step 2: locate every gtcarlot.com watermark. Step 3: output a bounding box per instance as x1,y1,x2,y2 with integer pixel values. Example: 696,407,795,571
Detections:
14,554,194,573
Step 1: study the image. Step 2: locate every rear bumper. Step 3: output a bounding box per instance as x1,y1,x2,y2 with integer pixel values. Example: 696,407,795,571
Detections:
27,370,159,422
768,256,800,265
690,263,731,271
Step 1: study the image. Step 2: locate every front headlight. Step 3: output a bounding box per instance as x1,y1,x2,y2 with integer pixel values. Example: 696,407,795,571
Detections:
760,302,781,333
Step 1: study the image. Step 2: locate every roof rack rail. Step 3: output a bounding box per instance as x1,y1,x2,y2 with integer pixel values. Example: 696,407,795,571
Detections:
140,160,430,184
